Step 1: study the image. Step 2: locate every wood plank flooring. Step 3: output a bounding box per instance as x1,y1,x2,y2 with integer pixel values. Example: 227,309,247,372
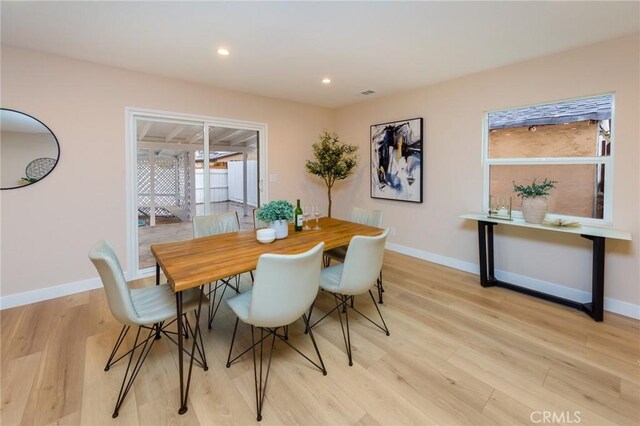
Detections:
1,250,639,425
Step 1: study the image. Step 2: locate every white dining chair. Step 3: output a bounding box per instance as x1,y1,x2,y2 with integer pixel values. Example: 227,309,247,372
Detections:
252,207,269,229
324,207,386,303
225,243,327,421
88,240,208,418
193,211,242,329
308,229,390,366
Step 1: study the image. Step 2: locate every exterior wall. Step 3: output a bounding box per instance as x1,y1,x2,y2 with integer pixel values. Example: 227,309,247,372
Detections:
334,34,639,307
489,121,599,218
0,45,333,297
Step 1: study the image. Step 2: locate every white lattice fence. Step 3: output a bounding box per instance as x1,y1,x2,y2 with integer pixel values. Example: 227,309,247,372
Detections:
137,153,192,219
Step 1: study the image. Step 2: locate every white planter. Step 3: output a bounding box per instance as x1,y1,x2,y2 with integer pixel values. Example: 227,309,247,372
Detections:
521,197,547,224
269,220,289,239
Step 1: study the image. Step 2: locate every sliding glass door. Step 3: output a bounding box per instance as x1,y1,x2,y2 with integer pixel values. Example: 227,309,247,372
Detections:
128,110,266,277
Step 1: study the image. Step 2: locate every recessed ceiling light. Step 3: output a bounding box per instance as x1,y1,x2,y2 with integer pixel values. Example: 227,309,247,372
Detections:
217,48,230,56
322,78,331,84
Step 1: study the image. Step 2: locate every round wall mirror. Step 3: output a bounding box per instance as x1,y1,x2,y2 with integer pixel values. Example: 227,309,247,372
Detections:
1,108,60,190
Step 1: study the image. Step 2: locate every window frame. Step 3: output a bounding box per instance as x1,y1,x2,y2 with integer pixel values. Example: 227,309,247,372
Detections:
482,93,615,226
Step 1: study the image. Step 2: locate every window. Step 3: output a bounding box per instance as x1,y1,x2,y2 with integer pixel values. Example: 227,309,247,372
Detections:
483,94,614,225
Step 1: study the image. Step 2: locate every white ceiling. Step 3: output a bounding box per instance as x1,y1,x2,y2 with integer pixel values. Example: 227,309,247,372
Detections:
2,1,638,108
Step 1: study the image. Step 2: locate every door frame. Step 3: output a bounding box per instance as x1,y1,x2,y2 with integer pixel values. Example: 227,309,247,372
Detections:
125,107,268,279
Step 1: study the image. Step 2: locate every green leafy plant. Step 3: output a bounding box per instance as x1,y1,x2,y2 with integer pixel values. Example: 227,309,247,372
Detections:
20,177,38,184
513,178,557,198
256,200,294,223
305,130,358,217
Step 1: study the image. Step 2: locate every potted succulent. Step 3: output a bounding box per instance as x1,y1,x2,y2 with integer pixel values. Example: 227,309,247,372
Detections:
513,178,557,224
255,200,294,239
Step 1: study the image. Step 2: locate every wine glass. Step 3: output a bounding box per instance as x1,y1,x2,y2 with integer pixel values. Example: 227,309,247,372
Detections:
303,205,311,230
313,205,321,230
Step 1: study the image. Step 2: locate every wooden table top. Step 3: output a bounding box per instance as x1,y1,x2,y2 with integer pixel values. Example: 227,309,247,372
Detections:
151,217,384,292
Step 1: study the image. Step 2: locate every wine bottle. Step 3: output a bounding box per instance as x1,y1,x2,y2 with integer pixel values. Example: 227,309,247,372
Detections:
294,199,303,232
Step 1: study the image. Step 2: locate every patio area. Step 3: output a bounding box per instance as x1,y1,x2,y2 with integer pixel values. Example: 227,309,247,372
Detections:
138,201,255,269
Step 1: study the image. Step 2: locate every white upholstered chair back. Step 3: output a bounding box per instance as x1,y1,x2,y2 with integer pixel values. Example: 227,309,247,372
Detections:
248,243,324,327
88,240,138,326
193,211,240,238
337,229,389,295
350,207,384,228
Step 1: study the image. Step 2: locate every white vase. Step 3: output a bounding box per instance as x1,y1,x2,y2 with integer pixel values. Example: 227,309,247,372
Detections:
269,220,289,239
521,197,547,224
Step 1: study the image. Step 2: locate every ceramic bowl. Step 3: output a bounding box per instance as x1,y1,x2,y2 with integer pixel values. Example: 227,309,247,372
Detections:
256,228,276,244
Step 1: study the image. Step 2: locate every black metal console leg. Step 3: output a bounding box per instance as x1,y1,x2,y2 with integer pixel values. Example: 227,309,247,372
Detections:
487,223,495,279
478,221,497,287
475,219,607,322
478,222,488,287
582,235,605,322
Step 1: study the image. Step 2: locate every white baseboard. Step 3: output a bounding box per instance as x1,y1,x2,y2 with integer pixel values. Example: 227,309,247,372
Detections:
0,277,103,310
386,242,640,320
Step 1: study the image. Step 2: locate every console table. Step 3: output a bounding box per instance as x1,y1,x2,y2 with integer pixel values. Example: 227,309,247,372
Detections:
460,213,631,322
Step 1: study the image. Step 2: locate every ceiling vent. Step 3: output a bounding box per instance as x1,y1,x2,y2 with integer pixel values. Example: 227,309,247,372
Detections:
360,90,375,95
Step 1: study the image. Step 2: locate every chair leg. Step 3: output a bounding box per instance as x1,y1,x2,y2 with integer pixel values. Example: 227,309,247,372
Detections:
302,313,327,375
112,325,157,418
207,281,228,329
252,326,277,422
155,321,162,340
183,314,189,339
104,325,129,371
368,290,390,336
227,320,326,421
184,315,208,370
249,270,254,283
377,271,384,304
207,282,214,329
334,294,353,366
304,302,315,334
226,317,240,368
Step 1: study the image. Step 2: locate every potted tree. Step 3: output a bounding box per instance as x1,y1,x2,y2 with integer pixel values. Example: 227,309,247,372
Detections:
255,200,294,239
513,178,557,224
305,131,358,217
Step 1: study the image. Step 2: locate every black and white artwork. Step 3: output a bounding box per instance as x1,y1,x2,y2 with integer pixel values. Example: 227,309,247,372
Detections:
370,118,423,203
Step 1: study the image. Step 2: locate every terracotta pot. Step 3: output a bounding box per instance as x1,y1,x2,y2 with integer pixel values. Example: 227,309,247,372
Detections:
521,197,547,224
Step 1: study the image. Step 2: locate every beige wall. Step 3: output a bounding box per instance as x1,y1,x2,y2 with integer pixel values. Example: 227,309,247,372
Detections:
0,45,333,296
334,35,639,306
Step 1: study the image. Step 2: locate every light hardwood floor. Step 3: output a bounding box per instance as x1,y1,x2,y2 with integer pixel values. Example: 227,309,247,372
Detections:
1,251,639,425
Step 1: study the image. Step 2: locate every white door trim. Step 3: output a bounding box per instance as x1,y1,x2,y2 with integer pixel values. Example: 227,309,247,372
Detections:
125,106,268,280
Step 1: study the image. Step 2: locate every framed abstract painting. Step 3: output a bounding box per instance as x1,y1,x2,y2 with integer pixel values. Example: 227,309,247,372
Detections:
370,117,423,203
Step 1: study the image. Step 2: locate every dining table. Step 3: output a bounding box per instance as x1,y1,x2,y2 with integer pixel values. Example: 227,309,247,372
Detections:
150,216,384,414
